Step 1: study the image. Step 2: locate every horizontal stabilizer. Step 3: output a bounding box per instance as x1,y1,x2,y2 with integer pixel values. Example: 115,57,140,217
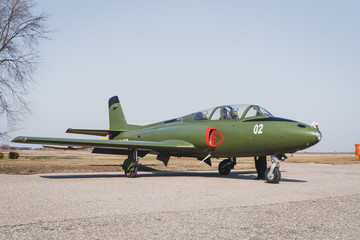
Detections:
66,128,124,136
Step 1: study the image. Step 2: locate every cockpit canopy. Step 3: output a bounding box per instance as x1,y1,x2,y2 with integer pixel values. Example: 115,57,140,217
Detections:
161,105,272,124
191,104,272,121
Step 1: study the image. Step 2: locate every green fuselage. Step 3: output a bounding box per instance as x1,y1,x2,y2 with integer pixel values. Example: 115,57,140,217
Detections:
117,117,320,159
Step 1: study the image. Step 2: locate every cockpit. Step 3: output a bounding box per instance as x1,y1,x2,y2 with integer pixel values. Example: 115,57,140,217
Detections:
164,105,273,124
191,105,272,121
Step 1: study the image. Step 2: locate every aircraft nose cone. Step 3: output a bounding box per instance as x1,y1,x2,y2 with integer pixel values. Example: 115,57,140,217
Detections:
316,130,322,142
289,123,322,151
305,127,322,147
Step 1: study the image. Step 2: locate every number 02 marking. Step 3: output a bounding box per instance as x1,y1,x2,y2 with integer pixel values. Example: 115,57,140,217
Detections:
253,124,263,134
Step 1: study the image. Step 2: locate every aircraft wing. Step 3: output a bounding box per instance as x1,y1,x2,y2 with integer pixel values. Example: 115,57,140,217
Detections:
12,136,195,152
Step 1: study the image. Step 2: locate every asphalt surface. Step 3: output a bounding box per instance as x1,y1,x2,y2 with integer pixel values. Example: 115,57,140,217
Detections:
1,163,360,239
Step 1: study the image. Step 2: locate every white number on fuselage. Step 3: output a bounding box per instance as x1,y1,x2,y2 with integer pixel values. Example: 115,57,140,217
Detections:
253,124,263,134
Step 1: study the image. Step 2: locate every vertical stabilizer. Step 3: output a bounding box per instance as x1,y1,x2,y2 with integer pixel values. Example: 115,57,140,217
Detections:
108,96,127,130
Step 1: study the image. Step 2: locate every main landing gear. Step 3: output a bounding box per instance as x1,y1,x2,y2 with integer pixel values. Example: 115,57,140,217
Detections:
264,155,286,183
218,158,236,175
122,149,139,178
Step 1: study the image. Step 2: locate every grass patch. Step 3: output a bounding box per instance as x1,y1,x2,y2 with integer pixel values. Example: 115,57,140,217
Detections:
286,153,358,164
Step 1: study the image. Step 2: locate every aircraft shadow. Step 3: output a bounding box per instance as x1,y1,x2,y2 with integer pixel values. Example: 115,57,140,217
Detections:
89,164,159,172
41,174,124,179
39,171,254,180
40,170,307,182
137,171,307,182
138,170,257,180
279,178,307,183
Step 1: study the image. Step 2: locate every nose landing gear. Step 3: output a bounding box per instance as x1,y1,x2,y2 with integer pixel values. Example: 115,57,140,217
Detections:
265,155,286,183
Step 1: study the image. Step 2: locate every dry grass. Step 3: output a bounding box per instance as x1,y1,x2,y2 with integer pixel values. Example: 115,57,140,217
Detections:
286,153,359,164
0,150,358,175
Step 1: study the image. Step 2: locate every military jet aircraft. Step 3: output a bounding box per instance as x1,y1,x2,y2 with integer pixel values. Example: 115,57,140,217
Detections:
12,96,322,183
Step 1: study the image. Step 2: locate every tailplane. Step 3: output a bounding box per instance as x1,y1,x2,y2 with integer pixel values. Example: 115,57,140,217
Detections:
66,96,128,138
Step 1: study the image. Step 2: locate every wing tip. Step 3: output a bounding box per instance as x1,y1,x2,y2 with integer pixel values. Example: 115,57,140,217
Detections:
11,136,27,143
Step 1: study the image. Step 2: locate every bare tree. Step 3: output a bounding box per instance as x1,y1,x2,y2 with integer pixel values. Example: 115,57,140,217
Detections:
0,0,48,138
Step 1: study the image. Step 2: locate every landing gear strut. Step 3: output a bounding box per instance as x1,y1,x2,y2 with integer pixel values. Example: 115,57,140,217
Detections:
122,149,139,178
218,158,236,175
264,155,286,183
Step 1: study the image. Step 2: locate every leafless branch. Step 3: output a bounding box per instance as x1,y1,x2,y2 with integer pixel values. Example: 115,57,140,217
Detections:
0,0,49,138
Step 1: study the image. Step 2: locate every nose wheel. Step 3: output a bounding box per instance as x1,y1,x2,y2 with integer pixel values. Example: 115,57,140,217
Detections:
218,158,236,175
264,155,286,183
265,167,281,183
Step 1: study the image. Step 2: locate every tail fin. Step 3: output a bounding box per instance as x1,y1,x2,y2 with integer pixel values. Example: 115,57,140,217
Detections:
108,96,127,130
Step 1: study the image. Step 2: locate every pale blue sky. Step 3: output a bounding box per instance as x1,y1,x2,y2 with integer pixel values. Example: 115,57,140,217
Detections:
4,0,360,152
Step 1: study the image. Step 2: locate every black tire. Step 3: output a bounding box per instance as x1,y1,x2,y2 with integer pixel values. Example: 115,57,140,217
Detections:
275,168,281,183
265,167,281,183
218,160,232,175
125,166,137,178
123,158,138,178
